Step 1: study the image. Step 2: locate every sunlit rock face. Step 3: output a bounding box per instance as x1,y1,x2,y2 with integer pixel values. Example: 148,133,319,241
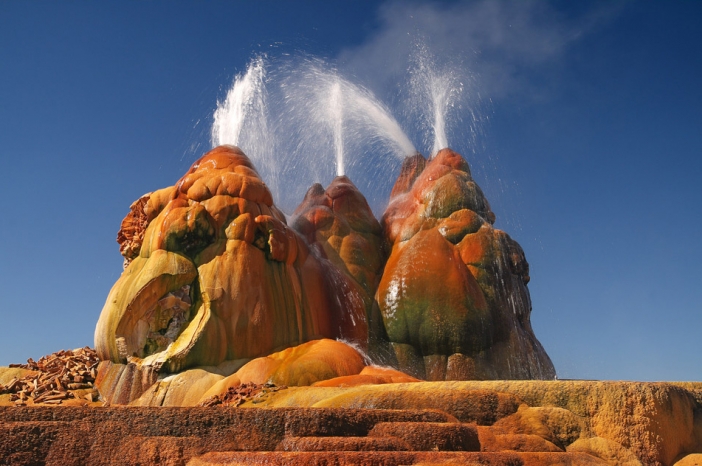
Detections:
96,144,553,384
377,148,555,380
95,145,366,374
290,176,385,347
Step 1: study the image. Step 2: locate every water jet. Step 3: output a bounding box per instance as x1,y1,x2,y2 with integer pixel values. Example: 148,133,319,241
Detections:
211,57,417,212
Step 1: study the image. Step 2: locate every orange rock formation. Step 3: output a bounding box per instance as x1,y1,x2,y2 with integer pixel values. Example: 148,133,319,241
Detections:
290,176,384,346
95,144,555,406
95,146,368,375
378,148,555,380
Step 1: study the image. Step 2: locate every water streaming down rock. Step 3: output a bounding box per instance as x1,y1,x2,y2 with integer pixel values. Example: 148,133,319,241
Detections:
291,175,385,349
378,148,555,380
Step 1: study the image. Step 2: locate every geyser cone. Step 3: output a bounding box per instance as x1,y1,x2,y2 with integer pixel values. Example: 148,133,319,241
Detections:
377,148,555,380
96,145,361,375
291,175,383,347
389,152,427,199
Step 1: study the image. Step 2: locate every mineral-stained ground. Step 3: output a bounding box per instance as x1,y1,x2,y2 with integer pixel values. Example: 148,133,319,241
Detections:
2,364,702,466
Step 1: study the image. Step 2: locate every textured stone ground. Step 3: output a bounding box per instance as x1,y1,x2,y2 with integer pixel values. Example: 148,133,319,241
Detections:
2,379,702,465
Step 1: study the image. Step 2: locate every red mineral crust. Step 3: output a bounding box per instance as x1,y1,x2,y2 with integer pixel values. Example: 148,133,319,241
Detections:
97,145,556,400
291,176,385,347
377,148,556,380
95,146,370,378
3,380,702,465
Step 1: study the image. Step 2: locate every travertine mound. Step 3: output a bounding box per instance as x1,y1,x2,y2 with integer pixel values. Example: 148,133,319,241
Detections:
95,146,368,374
291,176,385,347
377,148,555,380
96,145,555,386
93,339,417,406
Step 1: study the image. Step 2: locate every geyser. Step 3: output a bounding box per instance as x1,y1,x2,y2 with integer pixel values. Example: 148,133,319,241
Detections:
407,41,470,156
329,79,345,176
211,56,267,149
5,40,699,466
210,56,417,212
211,56,278,197
94,45,554,405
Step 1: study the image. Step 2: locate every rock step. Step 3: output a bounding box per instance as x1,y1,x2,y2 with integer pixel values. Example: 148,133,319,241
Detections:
368,421,480,451
0,406,456,465
188,451,609,466
282,407,455,437
277,436,411,452
477,426,564,453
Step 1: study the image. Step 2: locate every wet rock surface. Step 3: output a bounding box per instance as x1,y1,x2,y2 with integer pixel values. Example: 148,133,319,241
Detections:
291,176,384,347
97,146,555,386
378,148,555,380
95,146,370,375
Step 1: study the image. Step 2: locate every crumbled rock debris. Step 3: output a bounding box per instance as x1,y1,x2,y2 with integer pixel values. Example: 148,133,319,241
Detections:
1,347,100,405
199,382,287,407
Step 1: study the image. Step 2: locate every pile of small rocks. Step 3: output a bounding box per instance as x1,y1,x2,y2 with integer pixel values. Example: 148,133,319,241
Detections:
199,382,287,407
1,347,100,405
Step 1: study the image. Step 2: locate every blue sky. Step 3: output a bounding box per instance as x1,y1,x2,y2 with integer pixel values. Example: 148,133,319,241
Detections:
1,1,700,381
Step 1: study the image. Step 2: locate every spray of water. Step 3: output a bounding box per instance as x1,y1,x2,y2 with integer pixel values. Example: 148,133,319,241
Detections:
279,59,415,177
210,57,418,211
329,80,345,176
211,56,278,196
211,57,264,146
209,44,482,213
407,41,470,157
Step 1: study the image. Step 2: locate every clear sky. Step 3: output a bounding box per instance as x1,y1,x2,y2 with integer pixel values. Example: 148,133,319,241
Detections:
1,1,700,381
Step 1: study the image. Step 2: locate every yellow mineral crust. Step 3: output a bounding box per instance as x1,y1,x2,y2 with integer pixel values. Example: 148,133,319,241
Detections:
248,380,702,466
